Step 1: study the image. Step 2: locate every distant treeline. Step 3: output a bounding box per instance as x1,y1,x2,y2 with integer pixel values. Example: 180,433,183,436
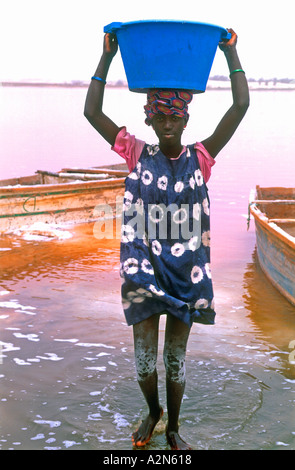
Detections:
210,75,295,84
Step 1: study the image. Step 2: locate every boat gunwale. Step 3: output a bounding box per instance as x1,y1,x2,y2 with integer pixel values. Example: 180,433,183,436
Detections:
0,176,127,198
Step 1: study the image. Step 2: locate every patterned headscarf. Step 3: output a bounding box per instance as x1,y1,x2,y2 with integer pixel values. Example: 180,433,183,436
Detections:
144,89,193,126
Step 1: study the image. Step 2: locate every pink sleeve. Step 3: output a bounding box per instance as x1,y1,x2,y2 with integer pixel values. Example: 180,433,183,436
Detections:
111,127,145,172
194,142,215,183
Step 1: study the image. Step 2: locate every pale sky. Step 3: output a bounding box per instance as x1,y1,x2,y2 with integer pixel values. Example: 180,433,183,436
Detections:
1,0,295,82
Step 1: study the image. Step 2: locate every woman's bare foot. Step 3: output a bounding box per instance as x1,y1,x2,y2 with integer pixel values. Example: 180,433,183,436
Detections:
166,430,192,450
132,408,164,447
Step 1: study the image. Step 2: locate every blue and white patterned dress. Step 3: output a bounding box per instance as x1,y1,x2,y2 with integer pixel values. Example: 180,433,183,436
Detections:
120,143,216,327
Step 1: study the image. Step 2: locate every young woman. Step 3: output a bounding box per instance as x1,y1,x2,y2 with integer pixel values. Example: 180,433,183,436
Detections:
84,29,249,450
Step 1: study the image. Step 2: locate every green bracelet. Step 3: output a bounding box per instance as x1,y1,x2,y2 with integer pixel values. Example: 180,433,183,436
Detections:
229,69,245,78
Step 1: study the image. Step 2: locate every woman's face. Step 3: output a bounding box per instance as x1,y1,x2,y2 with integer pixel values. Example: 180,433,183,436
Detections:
151,114,186,148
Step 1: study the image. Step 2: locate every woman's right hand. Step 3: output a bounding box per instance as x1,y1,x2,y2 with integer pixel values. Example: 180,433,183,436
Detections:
103,33,118,58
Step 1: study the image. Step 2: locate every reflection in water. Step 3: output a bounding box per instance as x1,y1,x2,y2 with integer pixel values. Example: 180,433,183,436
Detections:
243,249,295,361
0,223,120,282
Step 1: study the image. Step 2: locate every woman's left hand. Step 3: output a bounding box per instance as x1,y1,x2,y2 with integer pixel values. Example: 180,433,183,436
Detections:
219,28,237,51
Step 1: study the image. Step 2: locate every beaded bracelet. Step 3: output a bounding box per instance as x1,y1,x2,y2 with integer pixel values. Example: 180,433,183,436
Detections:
91,76,106,84
229,69,245,78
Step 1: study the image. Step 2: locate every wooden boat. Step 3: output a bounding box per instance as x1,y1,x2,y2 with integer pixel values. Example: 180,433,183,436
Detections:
248,186,295,306
0,164,128,233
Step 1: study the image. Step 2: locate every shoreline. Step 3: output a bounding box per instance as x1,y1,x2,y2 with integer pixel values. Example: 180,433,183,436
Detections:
2,80,295,92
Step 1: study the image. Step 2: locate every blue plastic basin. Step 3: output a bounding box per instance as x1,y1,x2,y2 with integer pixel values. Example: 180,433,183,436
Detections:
104,20,230,93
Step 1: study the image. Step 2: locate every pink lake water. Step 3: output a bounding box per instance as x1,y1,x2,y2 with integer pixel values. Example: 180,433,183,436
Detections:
0,85,295,450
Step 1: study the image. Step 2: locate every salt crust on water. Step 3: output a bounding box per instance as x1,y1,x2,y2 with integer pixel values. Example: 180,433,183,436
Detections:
11,222,73,241
0,300,36,314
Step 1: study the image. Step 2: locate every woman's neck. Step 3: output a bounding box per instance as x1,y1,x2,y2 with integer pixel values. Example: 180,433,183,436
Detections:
159,142,183,159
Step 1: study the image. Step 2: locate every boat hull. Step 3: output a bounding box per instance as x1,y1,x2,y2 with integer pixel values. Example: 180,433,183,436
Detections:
254,216,295,305
249,186,295,306
0,168,127,233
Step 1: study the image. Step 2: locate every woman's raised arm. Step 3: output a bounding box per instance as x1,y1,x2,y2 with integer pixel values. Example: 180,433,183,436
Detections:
84,33,121,146
201,29,250,158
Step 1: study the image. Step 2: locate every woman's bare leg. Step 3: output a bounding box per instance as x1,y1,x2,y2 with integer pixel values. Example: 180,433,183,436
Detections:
132,313,163,446
163,314,192,450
